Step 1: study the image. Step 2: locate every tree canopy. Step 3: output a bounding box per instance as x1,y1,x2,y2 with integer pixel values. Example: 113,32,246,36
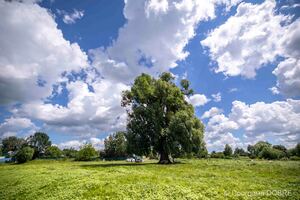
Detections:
27,132,51,158
122,72,206,163
104,131,127,159
76,144,97,161
223,144,233,157
1,136,25,155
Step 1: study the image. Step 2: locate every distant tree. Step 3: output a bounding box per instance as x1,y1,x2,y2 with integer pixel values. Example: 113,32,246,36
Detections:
44,146,62,159
259,147,285,160
210,151,225,159
248,141,272,158
296,143,300,156
27,132,51,159
234,147,247,157
2,136,25,155
15,146,34,163
76,144,97,161
288,143,300,157
223,144,233,157
63,148,78,158
273,145,287,153
247,145,255,158
180,79,194,95
197,146,208,158
122,72,206,164
104,131,127,159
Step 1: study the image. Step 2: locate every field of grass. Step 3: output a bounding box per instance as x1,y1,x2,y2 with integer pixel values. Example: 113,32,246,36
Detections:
0,159,299,200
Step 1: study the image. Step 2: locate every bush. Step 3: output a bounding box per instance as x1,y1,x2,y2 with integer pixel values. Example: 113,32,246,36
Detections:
15,147,34,163
259,147,285,160
210,152,225,159
76,144,97,161
63,148,78,158
104,132,127,159
44,146,62,159
290,156,300,161
223,144,232,157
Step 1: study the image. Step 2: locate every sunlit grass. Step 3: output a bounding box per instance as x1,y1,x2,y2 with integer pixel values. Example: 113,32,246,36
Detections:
0,159,299,199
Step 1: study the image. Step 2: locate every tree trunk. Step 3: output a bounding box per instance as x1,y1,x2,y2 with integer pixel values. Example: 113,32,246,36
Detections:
158,150,172,164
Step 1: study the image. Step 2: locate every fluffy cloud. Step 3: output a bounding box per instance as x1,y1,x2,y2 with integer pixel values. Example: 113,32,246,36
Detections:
206,133,242,152
0,0,88,105
201,0,286,78
186,94,210,107
16,79,129,137
272,19,300,97
201,107,223,119
272,58,300,97
58,137,104,150
91,0,240,83
204,99,300,151
58,9,84,24
211,92,222,102
0,117,37,138
201,0,300,96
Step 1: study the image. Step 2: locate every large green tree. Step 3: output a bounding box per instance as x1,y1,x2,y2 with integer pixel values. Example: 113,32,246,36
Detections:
1,136,25,155
104,131,127,158
27,132,51,158
44,146,62,159
122,72,206,163
247,141,272,158
223,144,233,157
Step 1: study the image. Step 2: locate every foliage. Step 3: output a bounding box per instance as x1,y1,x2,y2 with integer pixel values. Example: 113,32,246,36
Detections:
0,159,299,200
15,146,34,163
233,147,247,157
272,145,287,153
122,72,206,163
223,144,233,157
104,132,127,159
63,148,78,158
290,156,300,161
75,144,97,161
27,132,51,159
210,151,225,159
247,141,272,158
1,136,25,155
44,146,62,159
259,147,286,160
288,143,300,157
296,143,300,156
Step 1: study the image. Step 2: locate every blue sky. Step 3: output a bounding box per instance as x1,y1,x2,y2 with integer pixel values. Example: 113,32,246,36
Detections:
0,0,299,151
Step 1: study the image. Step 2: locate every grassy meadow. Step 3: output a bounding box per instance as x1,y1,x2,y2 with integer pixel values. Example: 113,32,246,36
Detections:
0,159,299,200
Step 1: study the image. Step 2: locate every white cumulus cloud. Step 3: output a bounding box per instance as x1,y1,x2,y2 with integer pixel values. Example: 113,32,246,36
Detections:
0,0,88,105
201,0,300,97
0,117,37,138
58,9,84,24
91,0,241,83
204,99,300,151
186,94,210,107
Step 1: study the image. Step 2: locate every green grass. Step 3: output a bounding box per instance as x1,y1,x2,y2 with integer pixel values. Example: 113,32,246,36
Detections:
0,159,299,200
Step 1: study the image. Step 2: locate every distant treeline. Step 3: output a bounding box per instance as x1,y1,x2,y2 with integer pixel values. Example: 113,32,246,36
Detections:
210,142,300,160
1,132,299,164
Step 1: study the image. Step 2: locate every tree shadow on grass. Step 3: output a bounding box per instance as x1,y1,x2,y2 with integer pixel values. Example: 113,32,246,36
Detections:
79,161,186,168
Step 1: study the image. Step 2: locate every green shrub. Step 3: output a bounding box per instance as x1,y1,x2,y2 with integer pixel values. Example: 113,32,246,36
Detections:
259,147,285,160
44,146,62,159
223,144,233,157
15,147,34,163
63,148,78,158
76,144,97,161
290,156,300,161
210,152,225,159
